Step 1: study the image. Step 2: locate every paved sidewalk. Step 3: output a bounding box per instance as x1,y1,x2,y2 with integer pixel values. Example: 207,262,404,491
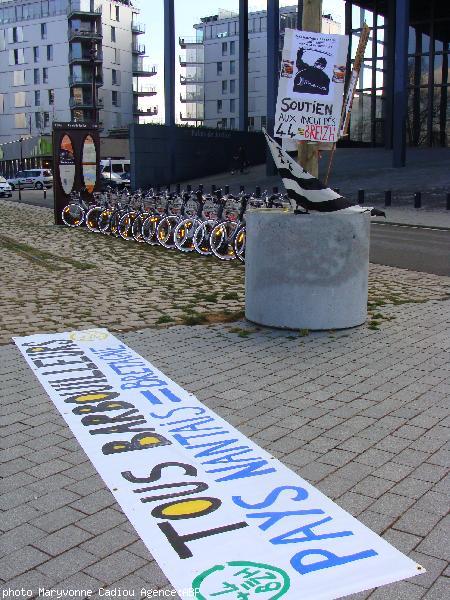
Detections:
1,294,449,599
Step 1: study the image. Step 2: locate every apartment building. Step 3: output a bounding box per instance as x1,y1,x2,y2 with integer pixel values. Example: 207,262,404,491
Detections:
0,0,157,144
179,6,340,130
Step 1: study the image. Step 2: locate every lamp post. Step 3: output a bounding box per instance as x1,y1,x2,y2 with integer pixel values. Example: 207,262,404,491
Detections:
18,136,24,202
89,39,98,125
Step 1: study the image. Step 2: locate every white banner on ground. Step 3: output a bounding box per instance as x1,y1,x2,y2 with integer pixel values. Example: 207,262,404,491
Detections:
275,29,348,143
14,329,423,600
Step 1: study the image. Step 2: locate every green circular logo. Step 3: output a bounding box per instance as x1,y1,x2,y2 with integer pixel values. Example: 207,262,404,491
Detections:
192,560,290,600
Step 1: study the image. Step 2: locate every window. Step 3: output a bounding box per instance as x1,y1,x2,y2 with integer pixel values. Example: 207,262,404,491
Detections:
48,89,54,105
35,90,40,106
217,99,222,113
41,23,47,40
34,68,40,84
115,5,120,21
222,42,227,55
35,112,42,128
0,30,5,52
14,70,25,86
222,80,227,93
33,46,39,62
111,4,119,20
230,79,236,94
217,61,222,75
230,60,235,75
43,68,48,84
230,98,235,112
0,94,4,113
9,26,23,43
261,115,267,129
14,92,26,107
43,112,50,128
113,48,120,64
111,26,116,42
112,69,119,85
112,90,120,106
10,49,25,65
46,45,53,61
15,113,27,128
230,117,235,129
221,118,227,128
230,41,236,55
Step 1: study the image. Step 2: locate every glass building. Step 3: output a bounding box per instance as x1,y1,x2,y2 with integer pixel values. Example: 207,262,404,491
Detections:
347,0,449,148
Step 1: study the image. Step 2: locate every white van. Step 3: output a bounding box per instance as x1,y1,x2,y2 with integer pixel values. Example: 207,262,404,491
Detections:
100,159,130,177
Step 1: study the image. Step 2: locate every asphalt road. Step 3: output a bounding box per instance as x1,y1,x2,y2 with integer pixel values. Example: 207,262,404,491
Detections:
3,190,450,276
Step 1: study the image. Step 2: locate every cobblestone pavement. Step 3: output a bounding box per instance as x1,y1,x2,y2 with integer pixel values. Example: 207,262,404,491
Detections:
1,199,449,346
1,198,450,599
1,293,449,598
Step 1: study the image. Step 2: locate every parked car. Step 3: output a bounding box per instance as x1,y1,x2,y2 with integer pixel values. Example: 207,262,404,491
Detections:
0,176,13,197
8,169,53,190
100,159,130,178
99,171,126,191
119,172,131,188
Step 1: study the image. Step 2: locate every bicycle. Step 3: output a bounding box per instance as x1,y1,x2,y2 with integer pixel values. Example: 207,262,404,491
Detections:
61,191,91,228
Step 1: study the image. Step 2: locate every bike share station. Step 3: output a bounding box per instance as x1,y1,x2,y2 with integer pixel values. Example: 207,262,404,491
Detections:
52,122,100,225
246,25,376,331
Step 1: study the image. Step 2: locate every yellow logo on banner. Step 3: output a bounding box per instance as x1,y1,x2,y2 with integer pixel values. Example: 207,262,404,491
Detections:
68,329,109,342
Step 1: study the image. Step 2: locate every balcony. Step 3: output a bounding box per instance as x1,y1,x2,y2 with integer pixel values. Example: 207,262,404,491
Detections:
179,111,204,122
179,36,203,48
132,42,146,54
179,53,203,67
180,74,204,85
69,74,103,86
132,62,157,77
69,50,103,63
133,85,157,97
133,106,158,117
67,1,102,18
131,21,146,34
180,92,203,103
68,28,102,42
70,97,104,109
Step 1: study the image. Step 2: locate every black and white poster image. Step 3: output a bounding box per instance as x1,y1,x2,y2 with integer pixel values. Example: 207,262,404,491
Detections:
275,29,348,143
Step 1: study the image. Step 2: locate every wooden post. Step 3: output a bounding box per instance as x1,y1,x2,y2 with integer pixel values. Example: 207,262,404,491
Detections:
297,0,322,177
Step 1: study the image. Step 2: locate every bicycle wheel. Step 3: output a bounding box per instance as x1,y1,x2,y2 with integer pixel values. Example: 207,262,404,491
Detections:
61,203,85,228
118,211,136,241
157,216,178,249
174,218,201,252
98,209,112,234
109,211,121,237
142,214,160,245
85,206,103,233
193,220,215,256
210,221,238,260
234,225,246,263
132,212,149,243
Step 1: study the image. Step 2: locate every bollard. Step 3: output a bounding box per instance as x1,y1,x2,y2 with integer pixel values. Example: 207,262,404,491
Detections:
240,185,245,192
255,186,261,197
18,181,22,203
211,184,216,193
414,192,421,208
273,186,278,193
358,189,364,205
447,193,450,210
384,190,391,207
225,185,230,194
43,188,47,200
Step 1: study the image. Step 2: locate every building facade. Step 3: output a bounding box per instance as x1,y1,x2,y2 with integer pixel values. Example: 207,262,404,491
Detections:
179,6,340,131
0,0,157,144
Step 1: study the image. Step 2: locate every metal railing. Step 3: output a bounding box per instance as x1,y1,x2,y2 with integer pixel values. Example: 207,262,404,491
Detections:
69,97,104,108
133,85,157,95
180,74,204,85
180,92,203,103
134,106,158,116
179,111,204,121
67,1,102,16
132,62,157,75
69,74,103,86
69,50,103,62
131,21,146,34
132,42,146,54
179,36,203,46
68,28,102,40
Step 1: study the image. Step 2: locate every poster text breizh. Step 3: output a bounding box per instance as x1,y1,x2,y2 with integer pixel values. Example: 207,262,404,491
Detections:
14,329,422,600
275,29,348,143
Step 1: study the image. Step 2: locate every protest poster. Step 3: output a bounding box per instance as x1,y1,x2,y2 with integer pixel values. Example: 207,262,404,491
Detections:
275,29,348,143
14,329,423,600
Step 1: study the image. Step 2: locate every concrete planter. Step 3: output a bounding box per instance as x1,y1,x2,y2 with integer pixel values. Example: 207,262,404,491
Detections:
245,209,371,330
